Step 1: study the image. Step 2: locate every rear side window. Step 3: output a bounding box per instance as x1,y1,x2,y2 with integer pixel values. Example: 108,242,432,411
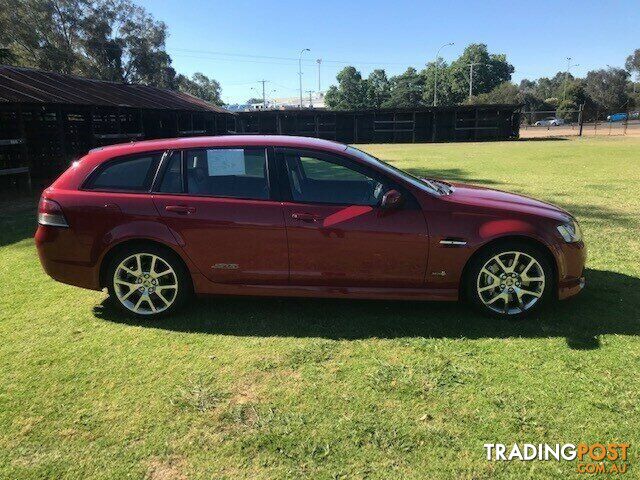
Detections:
87,154,162,191
185,148,268,200
157,151,183,193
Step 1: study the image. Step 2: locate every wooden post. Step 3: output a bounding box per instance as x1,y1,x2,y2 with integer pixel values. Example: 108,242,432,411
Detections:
138,109,144,138
353,114,358,143
16,104,29,172
431,110,438,142
578,104,584,137
89,106,96,147
412,111,416,143
57,106,67,164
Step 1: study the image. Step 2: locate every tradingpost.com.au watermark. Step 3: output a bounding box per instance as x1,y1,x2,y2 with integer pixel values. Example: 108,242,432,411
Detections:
484,443,630,474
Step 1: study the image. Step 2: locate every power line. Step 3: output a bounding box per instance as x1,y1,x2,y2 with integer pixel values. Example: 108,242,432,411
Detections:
170,47,412,67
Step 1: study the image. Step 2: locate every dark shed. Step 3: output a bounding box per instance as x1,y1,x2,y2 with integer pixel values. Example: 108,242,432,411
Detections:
0,65,236,180
237,105,521,144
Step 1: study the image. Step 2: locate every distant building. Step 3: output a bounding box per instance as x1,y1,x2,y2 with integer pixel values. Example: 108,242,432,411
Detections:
269,92,326,110
225,92,327,112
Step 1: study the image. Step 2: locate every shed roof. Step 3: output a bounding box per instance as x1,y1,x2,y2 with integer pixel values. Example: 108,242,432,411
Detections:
0,65,229,113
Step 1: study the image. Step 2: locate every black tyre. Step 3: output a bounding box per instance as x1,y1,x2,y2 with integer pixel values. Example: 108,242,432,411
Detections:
106,244,191,318
465,241,553,319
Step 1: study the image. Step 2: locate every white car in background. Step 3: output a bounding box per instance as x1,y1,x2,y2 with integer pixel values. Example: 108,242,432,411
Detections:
534,117,565,126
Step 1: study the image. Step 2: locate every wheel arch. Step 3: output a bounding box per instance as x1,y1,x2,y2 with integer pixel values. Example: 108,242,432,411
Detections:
99,238,193,290
459,234,558,299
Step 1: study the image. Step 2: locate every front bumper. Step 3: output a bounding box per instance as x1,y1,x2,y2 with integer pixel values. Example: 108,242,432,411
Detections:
556,240,587,300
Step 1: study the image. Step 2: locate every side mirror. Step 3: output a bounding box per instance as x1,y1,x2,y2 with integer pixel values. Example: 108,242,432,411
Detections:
381,189,403,210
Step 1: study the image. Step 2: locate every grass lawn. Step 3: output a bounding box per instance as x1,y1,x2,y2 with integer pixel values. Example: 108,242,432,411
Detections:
1,137,639,479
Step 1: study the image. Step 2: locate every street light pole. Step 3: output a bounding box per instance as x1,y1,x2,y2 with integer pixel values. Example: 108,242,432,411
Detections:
316,58,322,92
433,42,454,107
299,48,310,108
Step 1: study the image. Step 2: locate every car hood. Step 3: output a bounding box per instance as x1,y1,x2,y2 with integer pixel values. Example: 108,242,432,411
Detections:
440,182,572,221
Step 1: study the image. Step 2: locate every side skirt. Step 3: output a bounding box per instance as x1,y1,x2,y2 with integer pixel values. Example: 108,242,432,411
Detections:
191,274,458,301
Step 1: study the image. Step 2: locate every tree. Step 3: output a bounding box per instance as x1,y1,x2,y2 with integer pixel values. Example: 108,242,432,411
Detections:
80,0,172,85
176,72,222,105
385,67,425,108
366,69,390,109
421,58,456,106
625,48,640,77
0,0,212,92
584,68,630,112
0,0,87,74
0,46,15,63
626,48,640,94
324,66,369,110
447,44,514,103
245,97,263,105
468,82,519,104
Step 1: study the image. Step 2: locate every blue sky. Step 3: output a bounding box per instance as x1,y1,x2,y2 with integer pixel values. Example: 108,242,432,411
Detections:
137,0,639,104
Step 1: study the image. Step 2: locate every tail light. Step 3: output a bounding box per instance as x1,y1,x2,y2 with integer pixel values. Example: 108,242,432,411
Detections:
38,197,69,227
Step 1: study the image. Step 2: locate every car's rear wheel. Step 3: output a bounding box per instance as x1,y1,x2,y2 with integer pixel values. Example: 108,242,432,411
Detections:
106,245,190,317
466,242,553,319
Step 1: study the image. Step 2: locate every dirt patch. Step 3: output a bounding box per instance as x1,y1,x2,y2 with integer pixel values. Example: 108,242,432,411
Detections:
145,456,187,480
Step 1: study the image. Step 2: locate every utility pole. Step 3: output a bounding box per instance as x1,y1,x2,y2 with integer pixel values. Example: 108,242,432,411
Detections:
306,90,314,108
466,62,493,100
299,48,310,108
433,42,454,106
563,57,579,102
468,62,482,99
316,59,322,92
258,79,268,109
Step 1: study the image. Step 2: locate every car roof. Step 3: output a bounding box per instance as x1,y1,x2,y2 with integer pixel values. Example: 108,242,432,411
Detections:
88,135,349,159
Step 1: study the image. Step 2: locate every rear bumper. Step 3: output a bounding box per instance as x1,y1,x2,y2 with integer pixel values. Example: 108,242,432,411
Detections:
35,225,101,290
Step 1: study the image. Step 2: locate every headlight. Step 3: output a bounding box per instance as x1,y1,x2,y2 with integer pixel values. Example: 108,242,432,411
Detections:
557,220,582,243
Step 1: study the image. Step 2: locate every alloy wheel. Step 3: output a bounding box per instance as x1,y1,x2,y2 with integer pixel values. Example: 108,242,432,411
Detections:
113,253,178,315
476,250,546,315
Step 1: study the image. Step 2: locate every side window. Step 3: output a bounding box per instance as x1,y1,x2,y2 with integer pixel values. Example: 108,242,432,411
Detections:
185,148,269,200
283,151,386,206
88,154,161,191
158,151,183,193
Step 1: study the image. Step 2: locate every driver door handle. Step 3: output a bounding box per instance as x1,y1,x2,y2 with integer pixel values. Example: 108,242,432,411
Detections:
165,205,196,214
291,212,322,222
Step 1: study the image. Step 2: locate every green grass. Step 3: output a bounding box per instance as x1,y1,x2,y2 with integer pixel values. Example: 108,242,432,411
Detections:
1,137,639,479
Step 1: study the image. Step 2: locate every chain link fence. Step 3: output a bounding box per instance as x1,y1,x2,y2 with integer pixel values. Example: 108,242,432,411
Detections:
520,106,640,138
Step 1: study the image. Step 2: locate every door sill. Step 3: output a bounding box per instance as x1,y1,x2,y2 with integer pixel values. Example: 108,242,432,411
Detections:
192,275,457,301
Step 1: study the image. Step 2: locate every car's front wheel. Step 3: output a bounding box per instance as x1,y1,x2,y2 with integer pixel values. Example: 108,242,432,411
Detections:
466,242,553,319
106,245,190,317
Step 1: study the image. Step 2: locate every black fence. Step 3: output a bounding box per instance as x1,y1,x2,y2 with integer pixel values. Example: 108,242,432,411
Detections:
0,103,236,182
0,103,520,187
237,105,521,144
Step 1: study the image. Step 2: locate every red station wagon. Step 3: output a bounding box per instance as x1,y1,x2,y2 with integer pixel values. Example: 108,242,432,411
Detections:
35,135,586,319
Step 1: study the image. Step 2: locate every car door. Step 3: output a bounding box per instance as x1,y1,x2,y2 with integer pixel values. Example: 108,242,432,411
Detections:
152,147,288,285
275,147,429,288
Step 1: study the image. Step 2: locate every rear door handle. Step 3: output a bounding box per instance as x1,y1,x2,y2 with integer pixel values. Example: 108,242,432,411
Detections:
291,212,322,222
103,203,121,213
165,205,196,214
